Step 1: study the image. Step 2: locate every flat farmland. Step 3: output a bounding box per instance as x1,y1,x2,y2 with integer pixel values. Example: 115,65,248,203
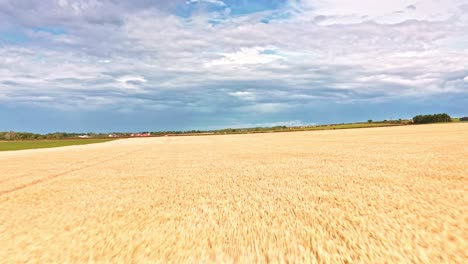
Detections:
0,124,466,263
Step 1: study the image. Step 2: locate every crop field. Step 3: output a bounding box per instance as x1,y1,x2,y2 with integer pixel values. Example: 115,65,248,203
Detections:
0,123,466,263
0,139,115,152
294,122,403,131
216,122,406,135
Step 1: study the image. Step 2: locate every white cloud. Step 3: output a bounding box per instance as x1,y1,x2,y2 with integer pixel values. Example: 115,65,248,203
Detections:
206,47,284,67
187,0,225,6
296,0,468,24
223,120,313,129
116,75,147,90
238,103,290,113
357,74,437,87
117,75,147,84
304,0,411,16
228,91,257,101
56,0,104,15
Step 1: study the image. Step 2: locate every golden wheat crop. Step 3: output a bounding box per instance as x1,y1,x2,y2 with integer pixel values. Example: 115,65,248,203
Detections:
0,123,467,263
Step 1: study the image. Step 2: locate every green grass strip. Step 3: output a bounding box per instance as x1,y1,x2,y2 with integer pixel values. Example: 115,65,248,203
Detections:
0,139,115,152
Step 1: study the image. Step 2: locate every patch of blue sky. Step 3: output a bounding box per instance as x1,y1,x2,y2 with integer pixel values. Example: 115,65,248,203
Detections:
223,0,288,15
174,3,193,18
208,19,223,26
175,0,227,18
35,26,66,35
0,30,30,44
260,48,279,55
260,11,293,24
175,0,288,18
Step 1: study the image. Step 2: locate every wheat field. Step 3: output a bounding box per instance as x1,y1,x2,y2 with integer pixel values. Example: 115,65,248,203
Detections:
0,123,467,263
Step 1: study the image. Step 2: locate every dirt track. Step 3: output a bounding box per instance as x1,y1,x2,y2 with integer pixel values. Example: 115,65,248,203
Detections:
1,124,467,263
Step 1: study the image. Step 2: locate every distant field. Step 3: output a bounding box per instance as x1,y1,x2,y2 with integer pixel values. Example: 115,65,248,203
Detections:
300,122,402,130
212,122,406,135
0,139,114,151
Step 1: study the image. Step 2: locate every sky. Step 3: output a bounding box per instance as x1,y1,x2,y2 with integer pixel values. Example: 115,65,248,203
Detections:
0,0,467,133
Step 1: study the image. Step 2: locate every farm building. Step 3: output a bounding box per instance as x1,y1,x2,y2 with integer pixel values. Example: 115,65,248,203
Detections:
130,133,151,137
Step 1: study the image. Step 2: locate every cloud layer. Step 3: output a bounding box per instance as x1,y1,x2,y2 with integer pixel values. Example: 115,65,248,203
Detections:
0,0,467,132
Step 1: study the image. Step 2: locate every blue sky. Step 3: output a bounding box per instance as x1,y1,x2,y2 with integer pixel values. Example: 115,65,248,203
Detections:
0,0,467,133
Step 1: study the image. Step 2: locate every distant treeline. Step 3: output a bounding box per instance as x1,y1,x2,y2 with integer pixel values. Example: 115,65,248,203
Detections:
0,114,459,141
0,127,292,141
412,113,452,124
0,132,112,141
